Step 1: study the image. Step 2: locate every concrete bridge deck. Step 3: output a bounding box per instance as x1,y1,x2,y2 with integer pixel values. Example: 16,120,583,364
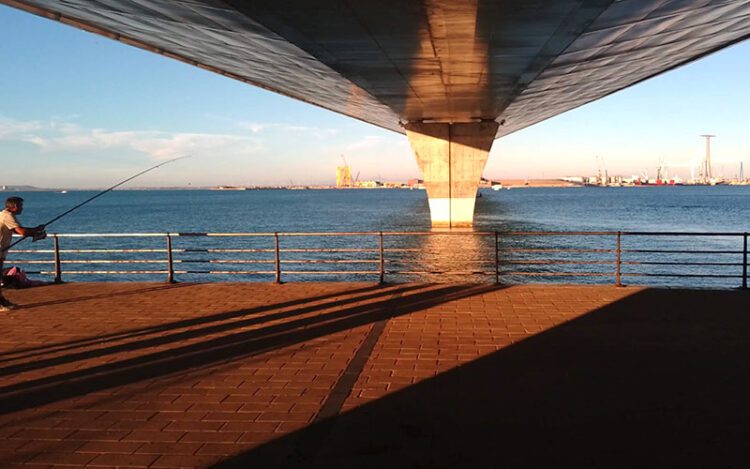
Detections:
0,282,748,468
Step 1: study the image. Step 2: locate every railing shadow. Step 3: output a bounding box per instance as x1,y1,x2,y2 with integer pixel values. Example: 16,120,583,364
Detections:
214,288,750,468
15,282,194,309
0,283,386,363
0,283,505,415
0,283,427,376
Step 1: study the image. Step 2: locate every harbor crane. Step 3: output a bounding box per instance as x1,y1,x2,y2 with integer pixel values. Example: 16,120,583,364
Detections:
699,134,715,182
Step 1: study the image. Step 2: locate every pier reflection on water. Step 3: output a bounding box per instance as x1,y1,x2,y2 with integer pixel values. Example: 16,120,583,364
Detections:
389,229,496,283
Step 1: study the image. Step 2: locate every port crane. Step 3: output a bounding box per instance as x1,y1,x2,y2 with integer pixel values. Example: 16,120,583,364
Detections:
338,154,353,187
595,155,608,185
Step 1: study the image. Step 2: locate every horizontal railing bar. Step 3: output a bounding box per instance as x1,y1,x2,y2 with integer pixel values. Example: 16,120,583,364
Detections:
282,248,380,253
178,270,275,274
46,233,168,238
622,261,743,266
180,248,382,254
1,260,52,264
269,271,379,275
622,249,743,254
176,233,268,237
178,259,379,265
57,271,168,274
59,260,165,264
182,232,380,237
495,231,617,236
622,232,744,236
384,251,489,257
503,248,615,253
502,272,614,277
386,271,495,275
280,260,380,264
384,272,493,276
62,249,166,253
179,259,273,264
502,260,616,265
384,231,614,236
13,249,166,253
622,273,742,278
385,260,495,266
284,231,494,237
10,260,168,265
182,248,272,253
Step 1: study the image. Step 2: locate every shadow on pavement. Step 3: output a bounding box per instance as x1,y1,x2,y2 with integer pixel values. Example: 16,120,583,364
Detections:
0,283,382,361
0,284,408,372
215,288,750,468
0,283,503,415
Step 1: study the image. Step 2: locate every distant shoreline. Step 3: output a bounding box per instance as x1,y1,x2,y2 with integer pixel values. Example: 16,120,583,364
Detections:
3,179,748,191
0,179,580,192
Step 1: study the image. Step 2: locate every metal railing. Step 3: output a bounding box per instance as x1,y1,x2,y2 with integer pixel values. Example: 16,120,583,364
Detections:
4,231,749,288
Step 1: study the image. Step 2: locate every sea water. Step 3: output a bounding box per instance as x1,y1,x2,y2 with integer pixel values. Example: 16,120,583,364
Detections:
5,185,750,287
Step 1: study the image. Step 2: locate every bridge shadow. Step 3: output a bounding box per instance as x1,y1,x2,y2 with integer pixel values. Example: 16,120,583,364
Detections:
0,283,503,415
215,288,750,468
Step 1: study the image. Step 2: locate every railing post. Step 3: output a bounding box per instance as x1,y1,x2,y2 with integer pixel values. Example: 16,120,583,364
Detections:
379,231,384,284
615,231,622,287
274,232,281,284
166,234,175,284
53,234,62,284
743,232,748,290
494,231,500,284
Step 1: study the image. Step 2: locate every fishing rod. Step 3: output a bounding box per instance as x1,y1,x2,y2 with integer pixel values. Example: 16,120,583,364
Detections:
2,155,190,253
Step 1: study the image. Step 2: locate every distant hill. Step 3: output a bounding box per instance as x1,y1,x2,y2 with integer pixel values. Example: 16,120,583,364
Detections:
0,185,54,192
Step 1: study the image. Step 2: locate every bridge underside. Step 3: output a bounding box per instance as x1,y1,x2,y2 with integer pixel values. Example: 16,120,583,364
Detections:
3,0,749,226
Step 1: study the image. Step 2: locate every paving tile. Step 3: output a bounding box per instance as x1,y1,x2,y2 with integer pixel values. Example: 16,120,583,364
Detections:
27,451,96,466
133,442,203,455
87,453,159,467
74,440,143,453
179,431,243,444
121,431,185,443
195,443,251,456
150,454,224,468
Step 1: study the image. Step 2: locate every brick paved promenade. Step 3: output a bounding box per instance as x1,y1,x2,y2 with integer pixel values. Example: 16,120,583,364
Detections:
0,282,748,468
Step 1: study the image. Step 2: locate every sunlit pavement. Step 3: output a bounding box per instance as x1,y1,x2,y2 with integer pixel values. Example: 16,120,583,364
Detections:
0,282,748,468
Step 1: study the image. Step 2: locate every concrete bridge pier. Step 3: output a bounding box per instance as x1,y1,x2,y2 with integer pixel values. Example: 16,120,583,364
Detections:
405,121,499,228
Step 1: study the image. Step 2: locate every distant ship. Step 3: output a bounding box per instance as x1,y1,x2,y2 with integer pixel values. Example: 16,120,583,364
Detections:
212,186,248,191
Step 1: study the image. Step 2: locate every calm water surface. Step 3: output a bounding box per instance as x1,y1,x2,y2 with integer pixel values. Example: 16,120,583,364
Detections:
7,186,750,287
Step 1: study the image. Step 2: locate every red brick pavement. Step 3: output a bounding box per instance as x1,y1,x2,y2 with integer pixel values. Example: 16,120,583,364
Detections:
0,283,747,468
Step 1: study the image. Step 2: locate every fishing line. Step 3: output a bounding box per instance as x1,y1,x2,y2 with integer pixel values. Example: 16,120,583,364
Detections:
2,155,190,253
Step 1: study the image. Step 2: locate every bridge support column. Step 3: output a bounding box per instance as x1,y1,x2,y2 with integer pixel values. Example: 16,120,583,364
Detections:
405,121,498,228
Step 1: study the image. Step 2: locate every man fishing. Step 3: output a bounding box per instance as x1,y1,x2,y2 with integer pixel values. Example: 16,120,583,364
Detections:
1,196,46,311
0,156,187,309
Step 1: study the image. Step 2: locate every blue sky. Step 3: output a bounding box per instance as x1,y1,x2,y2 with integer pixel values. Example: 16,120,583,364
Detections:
1,4,748,188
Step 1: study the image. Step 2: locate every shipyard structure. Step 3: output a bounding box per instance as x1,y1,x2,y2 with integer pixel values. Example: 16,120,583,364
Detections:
5,0,749,226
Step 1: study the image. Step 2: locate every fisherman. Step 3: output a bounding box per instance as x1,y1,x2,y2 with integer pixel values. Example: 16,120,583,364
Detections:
0,196,46,311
